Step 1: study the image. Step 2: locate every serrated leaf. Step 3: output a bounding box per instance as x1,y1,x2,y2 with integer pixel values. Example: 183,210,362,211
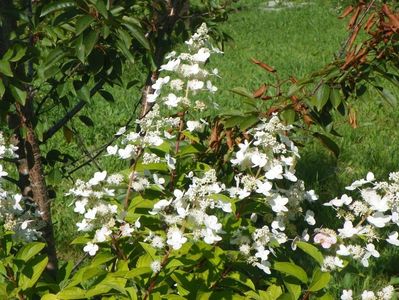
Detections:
76,15,94,36
296,242,324,265
0,60,13,77
308,269,331,292
274,262,308,283
40,0,75,17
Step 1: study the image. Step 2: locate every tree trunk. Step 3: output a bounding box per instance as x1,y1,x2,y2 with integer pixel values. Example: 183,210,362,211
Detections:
25,124,58,274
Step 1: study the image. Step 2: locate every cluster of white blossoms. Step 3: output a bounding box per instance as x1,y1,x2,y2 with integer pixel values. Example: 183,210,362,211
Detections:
0,133,41,242
341,286,395,300
313,171,399,270
67,170,143,255
227,116,320,273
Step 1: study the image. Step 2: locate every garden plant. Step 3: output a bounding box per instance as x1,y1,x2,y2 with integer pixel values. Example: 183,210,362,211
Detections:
1,0,399,299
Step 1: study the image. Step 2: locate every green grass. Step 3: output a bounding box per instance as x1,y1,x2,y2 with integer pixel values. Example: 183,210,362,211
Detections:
49,0,399,287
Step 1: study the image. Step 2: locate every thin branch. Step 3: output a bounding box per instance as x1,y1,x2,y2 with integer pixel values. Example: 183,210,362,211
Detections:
41,79,105,143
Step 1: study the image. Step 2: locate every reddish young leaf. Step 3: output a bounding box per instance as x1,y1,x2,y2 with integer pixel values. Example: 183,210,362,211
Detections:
250,58,276,73
339,6,354,19
253,84,267,98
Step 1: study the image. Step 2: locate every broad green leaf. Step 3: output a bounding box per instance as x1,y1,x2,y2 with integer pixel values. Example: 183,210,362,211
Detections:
330,88,341,109
15,242,45,262
308,269,331,292
284,281,301,300
19,255,48,290
296,242,324,265
84,30,98,57
47,168,63,185
318,293,335,300
0,60,13,77
280,108,296,124
40,0,75,17
315,84,330,111
85,284,111,297
124,267,152,278
136,254,153,268
76,15,95,36
123,23,150,50
57,287,86,299
90,251,114,266
9,46,27,62
230,87,254,99
41,295,58,300
139,242,157,259
10,84,27,105
266,284,283,299
313,133,340,158
95,0,108,18
76,85,90,102
71,235,90,245
274,262,308,283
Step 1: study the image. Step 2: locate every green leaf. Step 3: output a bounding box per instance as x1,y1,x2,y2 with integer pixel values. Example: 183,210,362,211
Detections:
296,242,324,265
284,281,301,300
308,269,331,292
123,23,150,50
19,254,48,290
315,84,330,111
318,293,335,300
76,85,90,102
57,287,86,299
280,108,296,124
139,242,157,259
84,30,98,57
47,168,63,185
76,15,95,36
330,88,341,109
230,87,254,99
124,267,152,278
274,262,308,283
9,46,27,62
99,90,114,102
313,133,340,158
40,0,75,17
78,115,94,127
15,242,45,262
0,79,5,98
0,60,13,77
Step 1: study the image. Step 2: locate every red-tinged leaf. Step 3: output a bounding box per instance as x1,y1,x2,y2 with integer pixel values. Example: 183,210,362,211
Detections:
339,5,354,19
348,107,357,129
250,58,276,73
382,4,399,29
364,13,377,32
253,84,267,98
261,95,273,101
347,6,361,29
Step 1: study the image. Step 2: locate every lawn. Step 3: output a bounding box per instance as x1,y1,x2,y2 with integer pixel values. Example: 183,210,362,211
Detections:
51,0,399,290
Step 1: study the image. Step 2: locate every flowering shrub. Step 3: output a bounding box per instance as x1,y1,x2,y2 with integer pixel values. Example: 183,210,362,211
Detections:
1,23,399,299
